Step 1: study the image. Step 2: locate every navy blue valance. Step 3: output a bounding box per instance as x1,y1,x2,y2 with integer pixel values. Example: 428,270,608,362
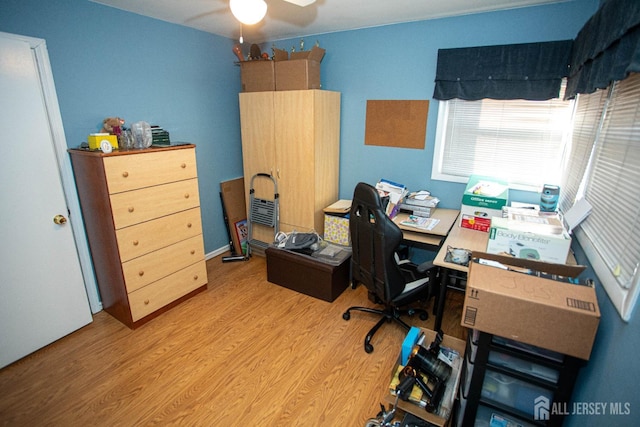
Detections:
565,0,640,99
433,40,572,101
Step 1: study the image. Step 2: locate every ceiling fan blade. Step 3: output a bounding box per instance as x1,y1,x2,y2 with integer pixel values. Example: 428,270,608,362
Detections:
282,0,316,6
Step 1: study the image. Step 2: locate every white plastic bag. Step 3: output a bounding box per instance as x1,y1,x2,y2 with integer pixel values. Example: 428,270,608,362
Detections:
130,121,152,149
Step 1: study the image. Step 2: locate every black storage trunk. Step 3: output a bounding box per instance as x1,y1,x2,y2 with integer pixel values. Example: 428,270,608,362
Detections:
265,246,351,302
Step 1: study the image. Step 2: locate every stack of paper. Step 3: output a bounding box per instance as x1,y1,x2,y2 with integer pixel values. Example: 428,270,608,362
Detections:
376,178,408,218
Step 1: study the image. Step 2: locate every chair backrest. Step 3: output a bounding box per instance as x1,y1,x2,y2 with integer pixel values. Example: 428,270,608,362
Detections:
349,182,406,302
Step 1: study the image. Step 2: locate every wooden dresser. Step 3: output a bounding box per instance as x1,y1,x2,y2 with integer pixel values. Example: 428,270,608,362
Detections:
69,145,207,328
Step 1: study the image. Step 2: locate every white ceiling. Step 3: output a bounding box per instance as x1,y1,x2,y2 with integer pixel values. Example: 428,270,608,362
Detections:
90,0,567,43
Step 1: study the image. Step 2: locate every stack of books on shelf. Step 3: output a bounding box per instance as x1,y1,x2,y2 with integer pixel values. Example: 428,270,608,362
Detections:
376,179,408,219
399,190,440,218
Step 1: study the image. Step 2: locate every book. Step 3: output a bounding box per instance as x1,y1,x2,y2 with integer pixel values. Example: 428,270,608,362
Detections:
400,215,440,231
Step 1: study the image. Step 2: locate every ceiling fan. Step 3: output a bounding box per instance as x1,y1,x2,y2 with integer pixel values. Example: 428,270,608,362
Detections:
231,0,317,25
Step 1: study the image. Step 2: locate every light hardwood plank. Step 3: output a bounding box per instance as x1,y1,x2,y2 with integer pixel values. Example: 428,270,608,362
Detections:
0,254,466,426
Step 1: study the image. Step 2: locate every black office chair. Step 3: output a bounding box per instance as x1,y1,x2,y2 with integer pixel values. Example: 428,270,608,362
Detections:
342,182,438,353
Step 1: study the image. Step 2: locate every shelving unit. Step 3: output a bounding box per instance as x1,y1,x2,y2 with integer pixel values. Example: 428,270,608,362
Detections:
456,330,584,426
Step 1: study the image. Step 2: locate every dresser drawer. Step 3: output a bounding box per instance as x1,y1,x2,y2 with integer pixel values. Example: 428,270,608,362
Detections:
103,148,198,194
122,235,205,293
116,208,203,262
128,261,207,322
110,178,200,229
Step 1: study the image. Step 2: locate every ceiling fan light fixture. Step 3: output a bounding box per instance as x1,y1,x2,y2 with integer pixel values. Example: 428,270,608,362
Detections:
230,0,268,25
283,0,316,6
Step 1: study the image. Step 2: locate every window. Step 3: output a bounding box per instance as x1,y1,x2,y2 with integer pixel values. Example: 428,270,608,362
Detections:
432,82,574,191
562,73,640,322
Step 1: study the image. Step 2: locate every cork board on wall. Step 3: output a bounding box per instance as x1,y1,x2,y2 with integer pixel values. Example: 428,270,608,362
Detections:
365,100,429,149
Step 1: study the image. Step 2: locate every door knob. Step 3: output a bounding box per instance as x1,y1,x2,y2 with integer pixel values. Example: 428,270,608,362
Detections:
53,214,67,225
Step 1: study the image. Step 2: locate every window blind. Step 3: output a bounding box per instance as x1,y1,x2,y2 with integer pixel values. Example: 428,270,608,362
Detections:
559,88,608,213
435,83,573,190
573,73,640,321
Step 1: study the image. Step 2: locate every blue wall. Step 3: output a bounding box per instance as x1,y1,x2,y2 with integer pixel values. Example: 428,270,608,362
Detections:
568,240,640,426
274,1,599,209
5,1,639,425
1,0,243,259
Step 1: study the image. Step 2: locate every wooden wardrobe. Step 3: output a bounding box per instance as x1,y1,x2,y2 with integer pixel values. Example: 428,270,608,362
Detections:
239,90,341,246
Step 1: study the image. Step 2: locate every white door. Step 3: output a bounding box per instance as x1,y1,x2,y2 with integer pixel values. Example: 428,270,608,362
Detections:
0,33,93,369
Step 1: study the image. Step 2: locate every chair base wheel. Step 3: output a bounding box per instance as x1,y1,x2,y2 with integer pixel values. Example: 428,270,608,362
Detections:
364,343,374,353
342,311,351,321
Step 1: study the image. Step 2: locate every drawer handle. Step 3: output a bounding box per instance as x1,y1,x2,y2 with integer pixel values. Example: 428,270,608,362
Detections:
184,193,190,199
133,240,139,246
193,274,199,281
128,207,135,213
122,171,129,178
190,250,195,255
144,299,150,305
187,222,192,228
138,271,144,277
181,163,186,169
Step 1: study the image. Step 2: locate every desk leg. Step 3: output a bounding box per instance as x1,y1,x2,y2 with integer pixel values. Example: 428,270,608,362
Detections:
434,267,449,332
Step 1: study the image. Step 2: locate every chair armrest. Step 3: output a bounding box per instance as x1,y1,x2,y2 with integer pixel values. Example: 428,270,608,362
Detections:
416,260,435,274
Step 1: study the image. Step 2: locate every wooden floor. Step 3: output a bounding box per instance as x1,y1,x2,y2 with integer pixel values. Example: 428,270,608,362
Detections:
0,253,466,426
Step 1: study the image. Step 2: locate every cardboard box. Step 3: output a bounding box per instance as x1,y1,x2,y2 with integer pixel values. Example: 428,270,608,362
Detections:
220,177,247,256
274,46,325,91
386,328,466,426
323,200,351,246
324,215,350,246
461,252,600,360
239,60,275,92
87,133,118,150
486,216,571,263
460,175,509,232
459,208,496,232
